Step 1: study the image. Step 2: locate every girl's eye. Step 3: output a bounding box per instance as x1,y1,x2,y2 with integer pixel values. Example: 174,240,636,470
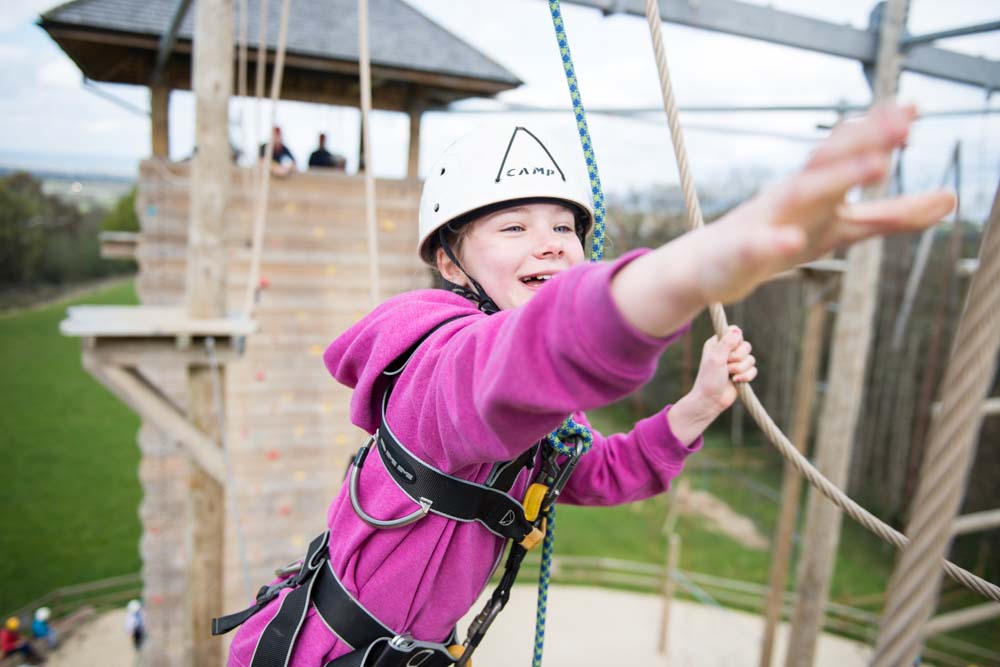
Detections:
555,224,574,233
501,224,525,233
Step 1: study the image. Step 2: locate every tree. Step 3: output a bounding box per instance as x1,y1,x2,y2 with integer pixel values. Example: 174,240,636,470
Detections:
101,187,139,233
0,173,46,285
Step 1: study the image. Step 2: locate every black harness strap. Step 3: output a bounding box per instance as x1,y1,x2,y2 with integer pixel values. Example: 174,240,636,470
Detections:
214,531,330,667
312,561,392,649
371,393,538,544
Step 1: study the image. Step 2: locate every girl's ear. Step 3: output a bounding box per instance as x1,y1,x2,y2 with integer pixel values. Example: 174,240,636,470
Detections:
436,247,467,286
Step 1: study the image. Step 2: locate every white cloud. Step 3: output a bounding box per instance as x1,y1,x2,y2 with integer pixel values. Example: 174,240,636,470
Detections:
38,57,80,89
0,1,64,34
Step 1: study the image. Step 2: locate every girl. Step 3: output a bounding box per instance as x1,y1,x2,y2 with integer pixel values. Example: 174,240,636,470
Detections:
223,105,954,667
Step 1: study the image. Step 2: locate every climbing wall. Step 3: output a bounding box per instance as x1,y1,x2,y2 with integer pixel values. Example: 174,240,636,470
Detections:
133,159,427,664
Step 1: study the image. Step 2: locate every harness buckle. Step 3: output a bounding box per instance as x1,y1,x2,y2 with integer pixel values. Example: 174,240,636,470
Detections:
274,559,302,578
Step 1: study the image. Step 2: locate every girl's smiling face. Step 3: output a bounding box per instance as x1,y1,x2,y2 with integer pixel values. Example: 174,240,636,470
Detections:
436,201,586,310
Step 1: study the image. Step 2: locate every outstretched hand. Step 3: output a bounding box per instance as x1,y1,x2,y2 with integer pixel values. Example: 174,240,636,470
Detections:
696,104,957,304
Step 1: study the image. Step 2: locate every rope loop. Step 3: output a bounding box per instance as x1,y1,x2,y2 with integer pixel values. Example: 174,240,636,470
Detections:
545,416,594,456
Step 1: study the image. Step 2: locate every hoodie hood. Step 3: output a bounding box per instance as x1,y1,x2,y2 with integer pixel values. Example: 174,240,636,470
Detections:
323,289,481,434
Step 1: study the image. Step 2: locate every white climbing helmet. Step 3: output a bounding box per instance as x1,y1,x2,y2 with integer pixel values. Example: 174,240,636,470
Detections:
417,124,595,264
34,607,51,622
127,599,142,614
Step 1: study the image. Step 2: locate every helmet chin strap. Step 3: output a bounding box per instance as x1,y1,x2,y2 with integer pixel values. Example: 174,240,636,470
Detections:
438,228,500,315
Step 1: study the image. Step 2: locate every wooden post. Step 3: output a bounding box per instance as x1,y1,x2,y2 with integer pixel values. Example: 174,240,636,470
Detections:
783,2,908,665
758,277,829,667
187,0,233,664
151,84,171,158
658,479,686,657
407,99,423,179
658,534,681,657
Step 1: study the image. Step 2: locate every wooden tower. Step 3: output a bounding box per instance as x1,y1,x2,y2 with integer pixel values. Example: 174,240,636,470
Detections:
45,0,519,663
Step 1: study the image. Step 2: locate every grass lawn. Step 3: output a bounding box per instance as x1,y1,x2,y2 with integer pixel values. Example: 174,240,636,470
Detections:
0,280,141,614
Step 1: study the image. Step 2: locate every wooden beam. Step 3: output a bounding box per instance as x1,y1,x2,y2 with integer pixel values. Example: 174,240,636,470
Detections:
61,305,256,338
86,338,242,368
952,508,1000,536
407,99,423,179
784,2,907,664
151,84,171,158
43,25,515,103
99,231,140,261
564,0,1000,90
152,0,194,84
758,276,830,667
187,0,232,663
923,602,1000,636
81,354,225,483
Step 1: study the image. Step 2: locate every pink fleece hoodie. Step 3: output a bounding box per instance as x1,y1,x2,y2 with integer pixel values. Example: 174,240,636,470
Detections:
227,249,702,666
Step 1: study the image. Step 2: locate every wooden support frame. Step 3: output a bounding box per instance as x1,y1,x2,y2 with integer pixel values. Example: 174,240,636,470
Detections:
81,353,227,483
61,304,255,486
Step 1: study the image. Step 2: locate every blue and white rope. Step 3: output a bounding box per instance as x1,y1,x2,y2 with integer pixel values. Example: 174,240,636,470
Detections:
532,3,607,665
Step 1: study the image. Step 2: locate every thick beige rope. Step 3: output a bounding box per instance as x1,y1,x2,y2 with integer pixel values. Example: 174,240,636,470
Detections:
358,0,381,307
240,0,292,319
870,182,1000,666
641,0,1000,603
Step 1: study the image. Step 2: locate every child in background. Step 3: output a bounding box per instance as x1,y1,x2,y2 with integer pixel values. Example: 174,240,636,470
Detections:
222,105,955,667
31,607,56,650
2,617,44,664
124,600,145,652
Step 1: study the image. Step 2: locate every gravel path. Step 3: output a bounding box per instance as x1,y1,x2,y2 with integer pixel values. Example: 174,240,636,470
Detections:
43,586,872,666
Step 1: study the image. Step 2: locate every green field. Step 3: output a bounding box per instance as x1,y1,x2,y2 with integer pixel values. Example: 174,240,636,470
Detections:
1,280,996,659
0,280,141,614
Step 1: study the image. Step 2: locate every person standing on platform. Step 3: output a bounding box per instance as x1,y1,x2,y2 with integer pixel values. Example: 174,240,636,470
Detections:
308,132,347,171
260,126,297,177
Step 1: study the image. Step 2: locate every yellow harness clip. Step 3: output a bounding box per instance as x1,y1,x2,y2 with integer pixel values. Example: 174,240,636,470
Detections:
523,482,549,522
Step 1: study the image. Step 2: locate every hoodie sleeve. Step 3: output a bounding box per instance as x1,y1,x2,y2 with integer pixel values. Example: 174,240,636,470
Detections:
324,249,690,473
557,408,702,506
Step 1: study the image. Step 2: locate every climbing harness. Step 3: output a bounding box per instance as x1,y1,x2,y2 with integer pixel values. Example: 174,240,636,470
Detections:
213,313,587,666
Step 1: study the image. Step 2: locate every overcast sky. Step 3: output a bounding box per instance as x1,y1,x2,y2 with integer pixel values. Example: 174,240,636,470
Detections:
2,0,999,217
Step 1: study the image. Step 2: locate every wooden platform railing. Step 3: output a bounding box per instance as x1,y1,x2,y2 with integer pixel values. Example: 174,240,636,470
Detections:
3,572,142,625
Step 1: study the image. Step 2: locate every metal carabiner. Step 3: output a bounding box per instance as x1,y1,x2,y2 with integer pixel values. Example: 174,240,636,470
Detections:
348,435,434,529
454,597,504,667
540,440,585,513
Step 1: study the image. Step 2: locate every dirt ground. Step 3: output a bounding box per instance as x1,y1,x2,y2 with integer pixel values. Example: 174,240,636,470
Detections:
45,608,138,667
41,586,872,666
676,486,771,550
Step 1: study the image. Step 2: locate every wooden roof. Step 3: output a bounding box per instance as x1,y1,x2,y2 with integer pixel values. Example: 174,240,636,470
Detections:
39,0,521,110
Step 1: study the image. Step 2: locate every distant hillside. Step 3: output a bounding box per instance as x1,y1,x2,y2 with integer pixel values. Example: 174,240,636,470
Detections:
0,149,139,181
